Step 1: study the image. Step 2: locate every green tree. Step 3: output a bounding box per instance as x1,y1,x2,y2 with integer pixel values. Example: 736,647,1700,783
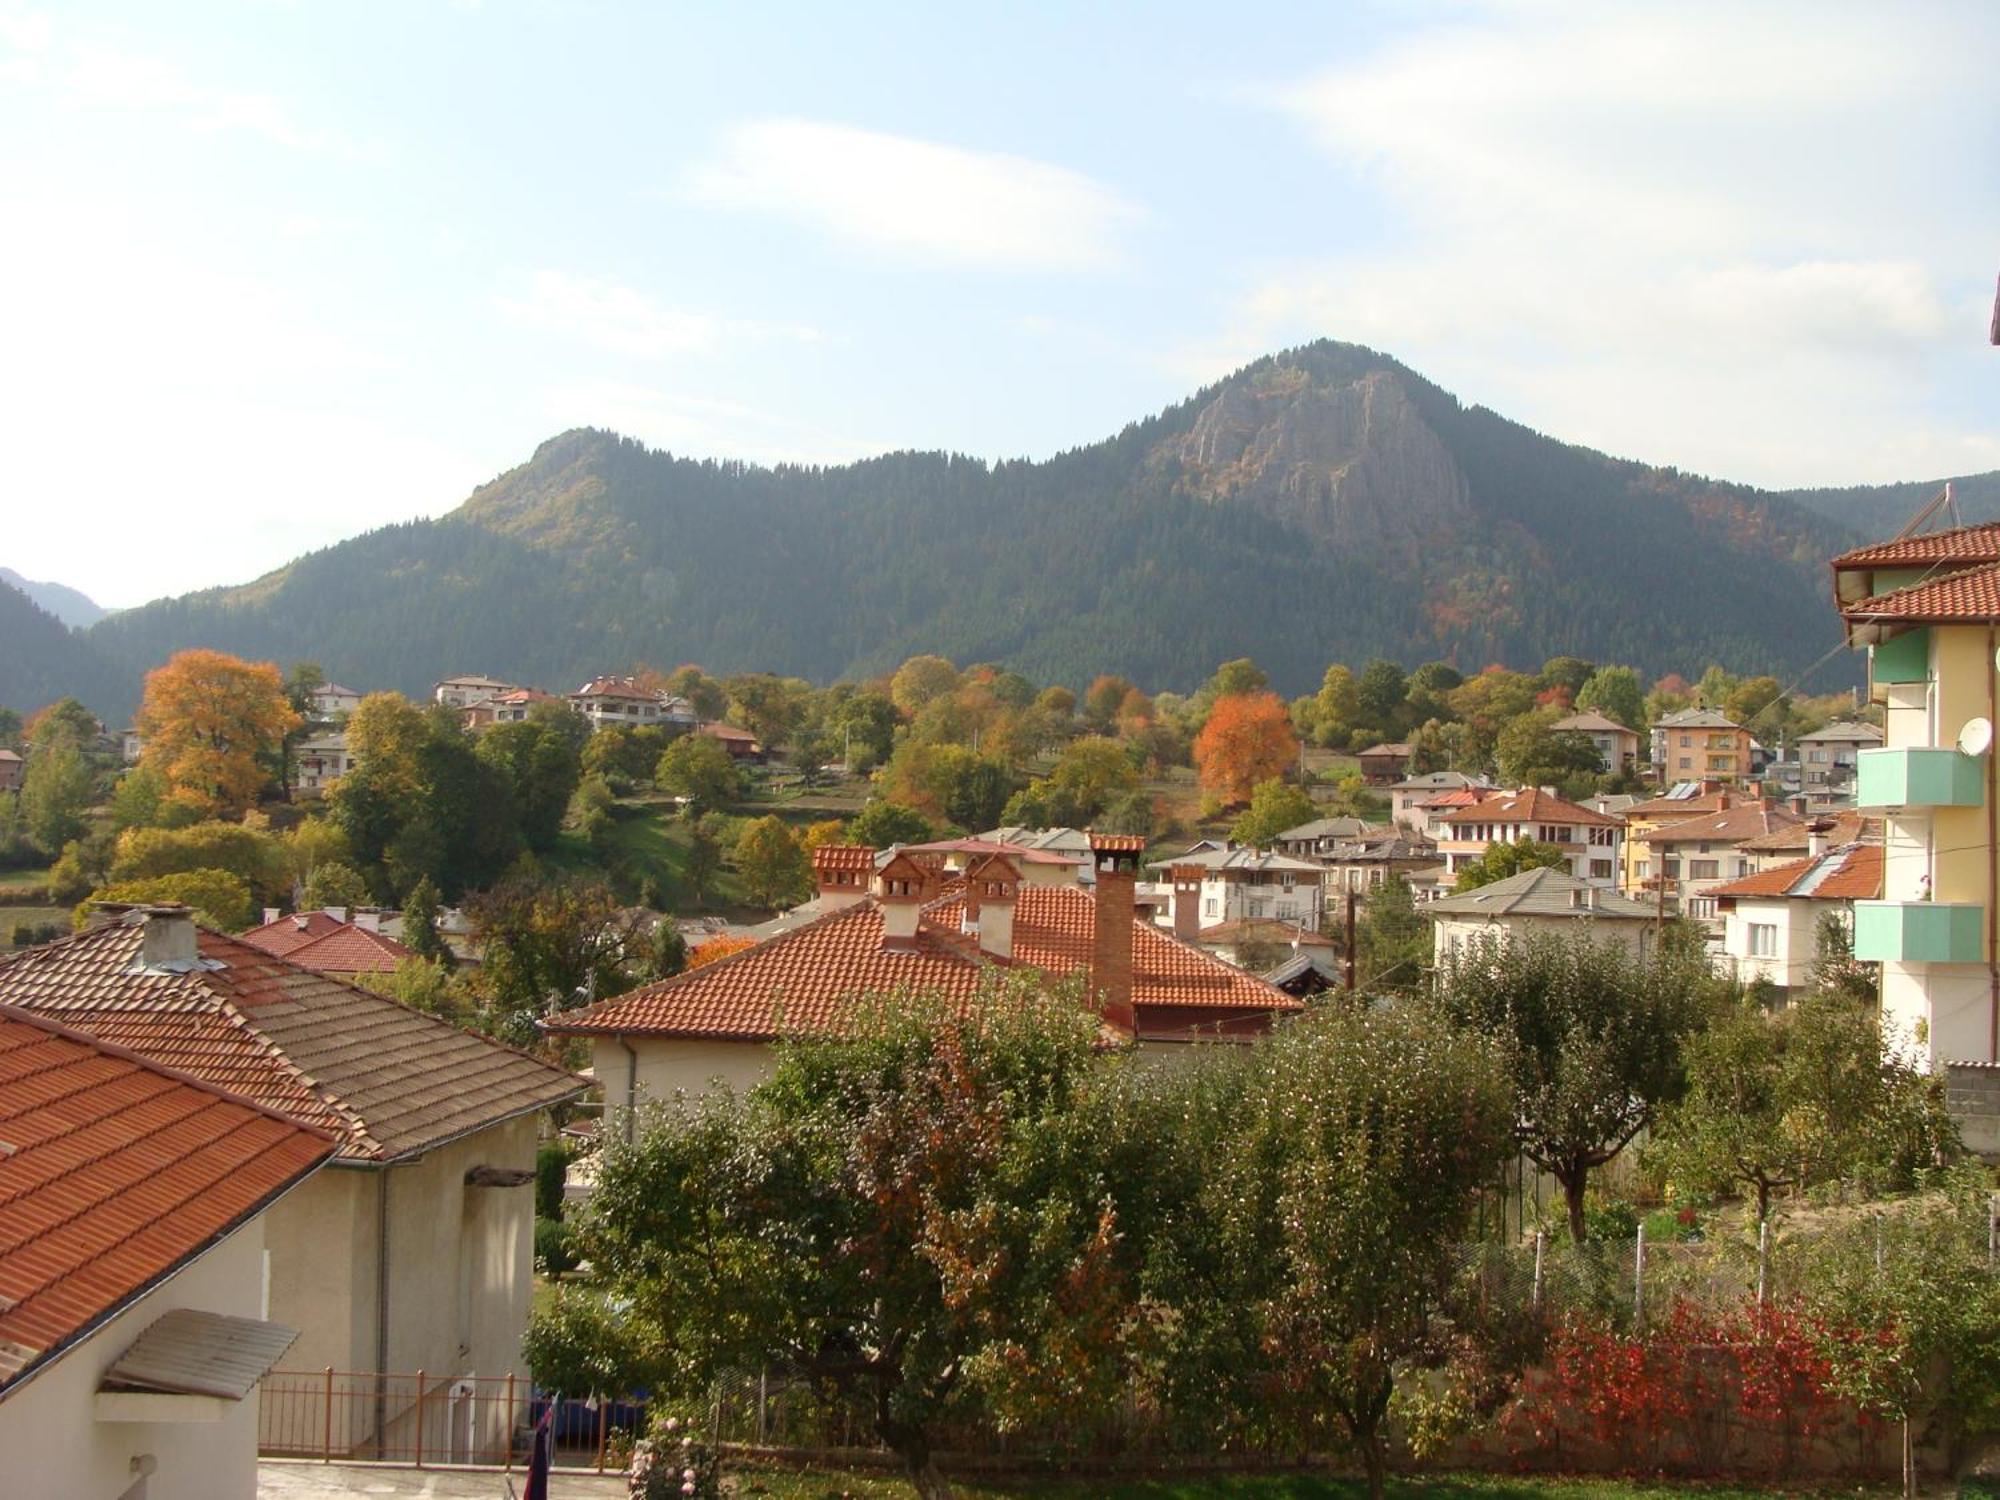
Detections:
722,672,799,750
1575,665,1646,729
889,653,962,717
1356,874,1430,993
300,859,370,912
21,742,93,854
401,874,454,968
654,734,744,811
1355,658,1409,734
477,717,584,852
1432,929,1715,1242
1229,777,1317,848
1207,657,1269,700
582,976,1122,1500
848,799,938,848
683,814,726,905
111,821,290,903
468,874,638,1046
1494,709,1605,788
880,741,1015,830
1538,656,1596,699
734,816,810,911
1450,837,1569,892
830,691,899,772
85,868,255,930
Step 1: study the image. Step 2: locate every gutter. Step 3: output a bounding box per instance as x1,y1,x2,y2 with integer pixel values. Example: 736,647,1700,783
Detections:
374,1169,390,1446
619,1037,639,1144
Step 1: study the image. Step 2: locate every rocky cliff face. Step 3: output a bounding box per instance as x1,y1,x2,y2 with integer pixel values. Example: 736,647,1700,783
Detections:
1156,366,1472,555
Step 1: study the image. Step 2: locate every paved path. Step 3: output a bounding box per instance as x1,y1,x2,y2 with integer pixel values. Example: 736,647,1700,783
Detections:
260,1459,628,1498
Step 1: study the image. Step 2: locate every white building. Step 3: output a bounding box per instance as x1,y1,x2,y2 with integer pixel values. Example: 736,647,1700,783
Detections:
1150,846,1328,933
309,682,364,720
1386,771,1493,832
1434,787,1627,889
1424,866,1658,965
433,674,518,710
291,730,351,793
1709,843,1880,993
567,675,699,731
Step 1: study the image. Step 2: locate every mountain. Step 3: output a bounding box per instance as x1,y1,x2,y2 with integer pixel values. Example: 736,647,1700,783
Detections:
0,567,109,629
64,341,1942,718
0,581,130,722
1784,471,2000,534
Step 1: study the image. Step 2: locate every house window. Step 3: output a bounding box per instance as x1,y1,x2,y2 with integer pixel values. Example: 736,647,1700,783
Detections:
1636,860,1651,880
1276,902,1298,921
1590,859,1613,880
1749,923,1778,958
1664,858,1682,877
1808,750,1827,764
1680,734,1692,748
1203,898,1218,917
1688,897,1718,919
1689,859,1720,880
1678,757,1692,770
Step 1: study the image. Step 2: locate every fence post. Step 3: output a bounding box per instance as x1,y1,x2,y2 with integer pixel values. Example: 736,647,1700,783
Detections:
1989,1193,1997,1269
1875,1215,1884,1278
504,1371,516,1473
1757,1218,1769,1307
1531,1230,1545,1311
595,1395,609,1473
414,1370,425,1469
758,1368,769,1445
323,1367,334,1462
1633,1223,1646,1325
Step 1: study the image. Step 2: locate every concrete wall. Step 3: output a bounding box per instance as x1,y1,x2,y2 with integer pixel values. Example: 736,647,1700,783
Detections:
1,1219,268,1500
1946,1063,2000,1158
594,1036,775,1116
1431,913,1652,965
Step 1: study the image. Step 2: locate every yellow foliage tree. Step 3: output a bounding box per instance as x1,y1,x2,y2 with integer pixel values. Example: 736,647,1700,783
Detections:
136,650,300,819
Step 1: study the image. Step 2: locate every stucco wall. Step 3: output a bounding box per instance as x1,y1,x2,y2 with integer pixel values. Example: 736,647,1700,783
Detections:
265,1164,372,1379
1,1218,269,1500
594,1036,775,1116
1431,913,1652,964
1722,900,1820,991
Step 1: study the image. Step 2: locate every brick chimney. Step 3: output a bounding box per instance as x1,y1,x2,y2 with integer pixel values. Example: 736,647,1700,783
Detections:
1089,834,1145,1036
875,852,929,951
134,905,200,971
813,844,877,911
1169,863,1204,942
964,854,1020,961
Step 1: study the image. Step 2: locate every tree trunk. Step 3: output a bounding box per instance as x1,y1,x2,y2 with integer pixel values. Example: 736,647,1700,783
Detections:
1359,1428,1388,1500
1756,1177,1771,1226
877,1411,951,1500
1902,1415,1913,1500
1559,1166,1590,1243
905,1453,954,1500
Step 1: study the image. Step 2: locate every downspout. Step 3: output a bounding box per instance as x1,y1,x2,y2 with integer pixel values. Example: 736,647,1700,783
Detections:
619,1037,639,1144
375,1168,390,1448
1988,627,1998,1063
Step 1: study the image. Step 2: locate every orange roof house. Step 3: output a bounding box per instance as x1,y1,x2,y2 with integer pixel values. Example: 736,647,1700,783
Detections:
546,842,1302,1110
1638,803,1803,920
0,905,586,1436
0,1003,335,1496
238,910,414,976
1707,844,1883,992
1434,788,1627,889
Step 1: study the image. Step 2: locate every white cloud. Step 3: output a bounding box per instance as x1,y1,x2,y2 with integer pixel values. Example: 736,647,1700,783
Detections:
685,118,1136,271
1204,1,1997,487
541,380,888,468
498,271,821,359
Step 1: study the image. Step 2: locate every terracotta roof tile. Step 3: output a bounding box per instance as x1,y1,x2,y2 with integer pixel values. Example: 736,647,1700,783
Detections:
1844,562,2000,625
545,884,1300,1042
1623,790,1738,820
0,916,584,1162
1737,811,1877,855
1708,844,1882,901
1640,806,1802,846
1831,523,2000,569
238,911,346,958
0,1005,334,1396
1439,787,1624,828
277,925,412,975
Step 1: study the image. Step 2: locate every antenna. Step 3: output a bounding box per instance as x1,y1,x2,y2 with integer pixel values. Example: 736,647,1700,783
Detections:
1959,717,1993,758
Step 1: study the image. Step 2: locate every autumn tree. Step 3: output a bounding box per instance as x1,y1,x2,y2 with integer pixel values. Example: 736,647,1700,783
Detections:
654,733,744,811
21,740,93,854
84,869,256,930
1312,664,1363,748
1449,837,1569,893
1082,674,1138,733
111,821,290,903
1192,691,1298,806
402,874,454,969
889,654,962,717
734,815,811,911
468,874,639,1045
1229,777,1317,848
136,649,299,819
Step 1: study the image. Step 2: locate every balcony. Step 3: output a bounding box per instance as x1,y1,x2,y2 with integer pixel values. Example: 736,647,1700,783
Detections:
1855,747,1985,811
1852,900,1984,964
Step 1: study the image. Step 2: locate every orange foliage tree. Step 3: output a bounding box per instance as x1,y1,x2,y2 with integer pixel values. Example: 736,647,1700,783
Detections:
136,649,300,819
687,934,757,970
1192,691,1298,806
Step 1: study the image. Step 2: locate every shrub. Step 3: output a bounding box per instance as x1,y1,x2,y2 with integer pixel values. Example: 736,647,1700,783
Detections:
534,1218,579,1276
628,1412,722,1500
536,1139,573,1222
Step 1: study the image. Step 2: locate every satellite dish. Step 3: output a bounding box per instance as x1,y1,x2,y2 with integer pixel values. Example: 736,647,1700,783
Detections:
1960,717,1994,757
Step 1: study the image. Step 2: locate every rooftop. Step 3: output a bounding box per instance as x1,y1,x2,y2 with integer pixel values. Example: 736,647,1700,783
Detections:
1654,707,1743,730
1639,804,1803,846
1796,720,1884,744
1830,522,2000,570
0,910,585,1162
1843,561,2000,626
1424,866,1656,919
1708,843,1882,902
1147,846,1326,873
1550,710,1636,735
0,1004,335,1396
238,912,414,974
545,881,1300,1042
1272,816,1374,842
1438,787,1624,829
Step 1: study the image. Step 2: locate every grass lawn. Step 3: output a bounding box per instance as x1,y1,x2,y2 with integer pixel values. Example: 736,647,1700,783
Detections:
0,904,69,947
0,865,52,889
731,1467,1888,1500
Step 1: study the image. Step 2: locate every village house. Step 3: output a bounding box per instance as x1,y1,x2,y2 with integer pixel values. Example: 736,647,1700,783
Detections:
0,906,585,1459
239,907,415,977
1651,707,1753,783
1424,866,1658,965
1353,741,1414,784
566,675,698,731
1410,784,1498,840
1637,801,1804,921
1549,709,1642,773
120,726,143,764
0,1003,336,1500
309,682,364,721
546,840,1303,1107
699,719,764,759
1386,770,1492,831
1796,720,1884,793
1268,815,1372,860
1149,845,1329,932
0,747,20,793
1434,787,1626,888
433,674,518,710
1617,781,1740,892
489,686,559,724
1274,819,1442,896
1737,810,1878,873
291,729,351,794
1832,520,2000,1085
1171,916,1339,974
1709,841,1881,994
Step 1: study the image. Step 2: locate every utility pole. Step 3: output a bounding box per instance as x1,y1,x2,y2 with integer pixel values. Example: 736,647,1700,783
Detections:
1344,887,1358,992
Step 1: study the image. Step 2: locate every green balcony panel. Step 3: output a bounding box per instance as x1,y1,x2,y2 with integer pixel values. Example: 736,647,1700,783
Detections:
1852,900,1984,964
1855,747,1986,810
1869,629,1929,685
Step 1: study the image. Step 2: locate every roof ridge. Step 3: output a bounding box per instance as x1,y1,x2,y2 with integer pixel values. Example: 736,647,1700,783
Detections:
194,984,386,1159
1859,558,2000,607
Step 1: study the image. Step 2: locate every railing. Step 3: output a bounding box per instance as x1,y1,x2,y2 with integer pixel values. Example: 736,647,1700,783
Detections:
258,1367,647,1472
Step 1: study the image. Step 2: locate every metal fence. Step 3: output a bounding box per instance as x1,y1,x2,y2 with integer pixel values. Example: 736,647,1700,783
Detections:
258,1368,646,1472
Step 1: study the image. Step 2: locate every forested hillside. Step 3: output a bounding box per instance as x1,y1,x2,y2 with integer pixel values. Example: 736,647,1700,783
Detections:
60,341,1935,720
1785,470,2000,533
0,582,129,720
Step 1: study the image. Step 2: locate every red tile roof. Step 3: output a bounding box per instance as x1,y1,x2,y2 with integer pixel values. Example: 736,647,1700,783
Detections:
1707,843,1882,901
0,915,584,1162
1439,787,1624,829
1831,523,2000,570
1844,562,2000,624
1639,805,1802,846
1737,811,1877,855
811,844,876,875
545,883,1300,1042
239,910,347,958
1623,789,1737,821
0,1005,335,1395
279,925,412,975
700,722,759,743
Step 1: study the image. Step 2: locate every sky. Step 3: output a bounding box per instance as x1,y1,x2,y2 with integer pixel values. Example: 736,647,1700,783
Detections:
2,0,1996,608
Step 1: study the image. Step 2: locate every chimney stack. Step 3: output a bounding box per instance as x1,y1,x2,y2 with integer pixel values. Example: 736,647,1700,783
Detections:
812,845,877,911
965,854,1020,961
354,909,380,934
134,905,200,972
1170,863,1204,942
875,852,929,951
1808,821,1831,859
262,906,281,926
1089,834,1145,1037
